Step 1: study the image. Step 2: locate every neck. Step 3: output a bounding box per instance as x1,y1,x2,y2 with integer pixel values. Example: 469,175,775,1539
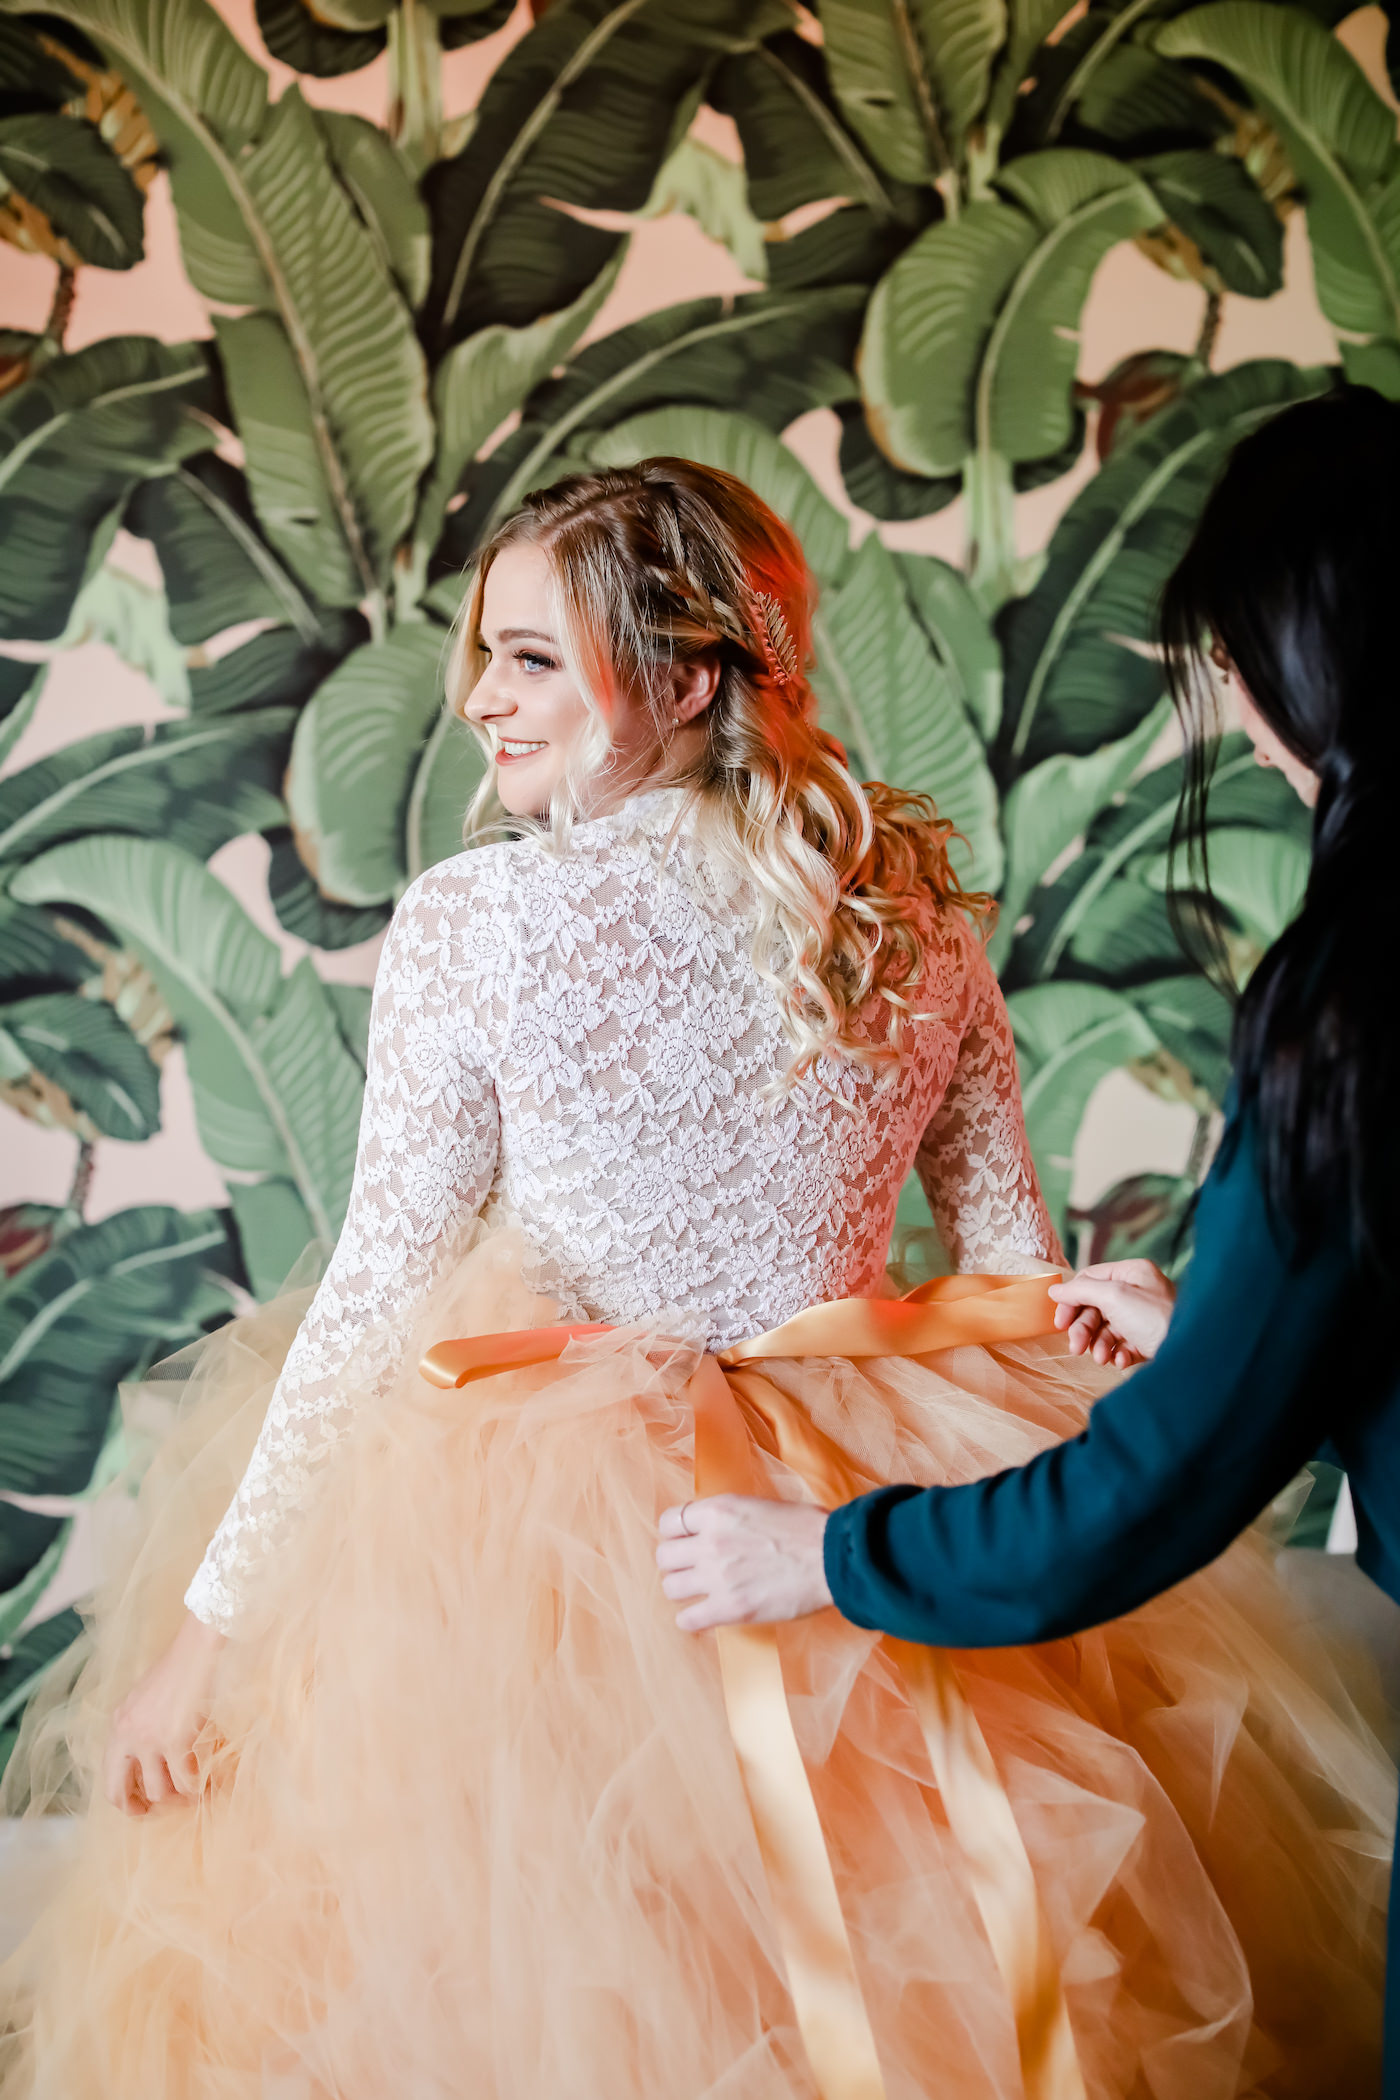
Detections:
571,727,706,820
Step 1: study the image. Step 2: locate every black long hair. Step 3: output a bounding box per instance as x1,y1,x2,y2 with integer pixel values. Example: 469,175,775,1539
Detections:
1160,384,1400,1274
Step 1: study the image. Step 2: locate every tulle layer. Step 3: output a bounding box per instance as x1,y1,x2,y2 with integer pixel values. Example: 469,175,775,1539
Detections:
1,1231,1393,2099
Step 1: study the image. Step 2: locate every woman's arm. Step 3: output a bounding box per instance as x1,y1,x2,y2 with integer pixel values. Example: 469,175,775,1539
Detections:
914,925,1064,1272
106,859,512,1812
661,1118,1359,1642
184,863,509,1634
825,1116,1359,1646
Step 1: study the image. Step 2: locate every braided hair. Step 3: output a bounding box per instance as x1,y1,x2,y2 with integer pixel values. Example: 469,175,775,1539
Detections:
450,457,990,1084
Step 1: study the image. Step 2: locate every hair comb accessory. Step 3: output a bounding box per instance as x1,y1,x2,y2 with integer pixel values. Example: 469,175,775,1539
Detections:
749,589,799,690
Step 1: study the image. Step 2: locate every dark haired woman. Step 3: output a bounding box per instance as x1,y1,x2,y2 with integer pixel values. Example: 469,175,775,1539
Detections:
665,385,1400,2089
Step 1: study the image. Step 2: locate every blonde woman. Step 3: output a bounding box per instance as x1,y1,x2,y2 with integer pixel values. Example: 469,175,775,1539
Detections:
3,460,1390,2097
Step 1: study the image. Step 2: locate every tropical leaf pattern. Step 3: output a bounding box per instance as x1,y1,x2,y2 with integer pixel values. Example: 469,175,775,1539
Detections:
1,0,1392,1754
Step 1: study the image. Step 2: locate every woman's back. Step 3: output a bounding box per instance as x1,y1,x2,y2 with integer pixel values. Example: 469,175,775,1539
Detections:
385,787,1057,1351
182,787,1056,1630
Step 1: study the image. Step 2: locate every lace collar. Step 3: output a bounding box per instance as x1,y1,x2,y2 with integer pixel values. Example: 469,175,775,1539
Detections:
570,782,693,847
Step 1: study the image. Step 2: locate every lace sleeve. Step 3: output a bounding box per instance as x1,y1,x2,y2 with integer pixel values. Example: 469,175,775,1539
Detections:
184,861,510,1633
914,927,1064,1274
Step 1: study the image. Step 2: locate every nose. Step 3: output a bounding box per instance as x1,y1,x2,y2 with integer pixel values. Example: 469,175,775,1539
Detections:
465,664,512,724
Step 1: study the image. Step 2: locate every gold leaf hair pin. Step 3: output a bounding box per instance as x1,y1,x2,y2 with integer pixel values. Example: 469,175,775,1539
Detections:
749,589,798,690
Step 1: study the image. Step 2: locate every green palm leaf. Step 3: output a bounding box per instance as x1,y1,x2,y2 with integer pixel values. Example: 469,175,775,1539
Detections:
57,565,191,710
1007,979,1161,1225
413,254,622,578
2,0,270,303
404,708,488,882
225,1176,319,1301
1017,1,1215,151
895,551,1002,743
1125,970,1233,1101
0,16,78,102
213,310,366,610
982,0,1083,154
0,988,160,1141
318,111,430,311
860,149,1162,479
1041,872,1181,985
998,359,1329,771
0,712,291,869
250,958,363,1234
585,404,852,584
0,657,43,768
471,287,865,546
836,407,961,522
423,0,759,346
0,335,212,641
187,619,366,718
125,454,332,648
641,135,767,283
992,696,1171,970
0,1610,84,1766
9,0,434,595
0,1529,72,1652
1136,147,1284,298
253,0,383,78
821,0,1007,185
264,828,391,951
1158,3,1400,384
211,85,432,592
12,837,363,1250
0,1205,234,1577
1007,741,1305,987
0,108,145,268
1069,36,1226,149
811,533,1003,892
1143,823,1310,947
0,897,91,994
707,27,928,294
285,625,454,907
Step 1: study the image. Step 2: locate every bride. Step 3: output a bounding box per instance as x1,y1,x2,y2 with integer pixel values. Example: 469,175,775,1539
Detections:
2,458,1390,2098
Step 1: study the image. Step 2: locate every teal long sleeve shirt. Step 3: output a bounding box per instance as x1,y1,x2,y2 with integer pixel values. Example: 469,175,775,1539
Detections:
824,1116,1400,1647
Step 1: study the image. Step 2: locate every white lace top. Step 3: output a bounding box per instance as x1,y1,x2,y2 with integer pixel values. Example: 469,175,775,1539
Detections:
186,787,1060,1631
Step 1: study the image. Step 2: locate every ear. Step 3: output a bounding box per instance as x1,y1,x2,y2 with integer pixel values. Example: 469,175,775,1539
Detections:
670,654,720,727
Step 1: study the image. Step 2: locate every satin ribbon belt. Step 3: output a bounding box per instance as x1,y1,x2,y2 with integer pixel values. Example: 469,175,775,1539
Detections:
421,1273,1084,2100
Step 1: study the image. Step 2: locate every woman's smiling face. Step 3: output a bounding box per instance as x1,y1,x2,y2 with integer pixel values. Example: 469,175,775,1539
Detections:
464,542,688,820
463,543,593,819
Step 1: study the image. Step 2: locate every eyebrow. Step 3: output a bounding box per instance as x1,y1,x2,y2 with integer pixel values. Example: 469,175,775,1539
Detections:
489,627,558,645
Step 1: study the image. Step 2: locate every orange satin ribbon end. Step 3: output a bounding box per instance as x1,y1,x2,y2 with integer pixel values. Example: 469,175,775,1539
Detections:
419,1322,614,1390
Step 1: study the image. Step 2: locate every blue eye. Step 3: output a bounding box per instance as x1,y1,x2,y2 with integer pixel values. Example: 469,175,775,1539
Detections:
519,650,556,673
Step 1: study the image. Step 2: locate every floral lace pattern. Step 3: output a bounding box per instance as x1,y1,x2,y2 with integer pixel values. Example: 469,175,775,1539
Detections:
186,788,1060,1630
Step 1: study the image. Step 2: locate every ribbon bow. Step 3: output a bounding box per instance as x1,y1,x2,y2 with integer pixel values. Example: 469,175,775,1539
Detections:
421,1274,1085,2100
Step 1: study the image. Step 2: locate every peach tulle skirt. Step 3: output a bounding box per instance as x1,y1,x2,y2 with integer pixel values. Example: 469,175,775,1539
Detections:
0,1230,1394,2098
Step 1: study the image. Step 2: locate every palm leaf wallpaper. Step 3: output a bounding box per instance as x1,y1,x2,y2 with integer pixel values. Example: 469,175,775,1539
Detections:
2,0,1395,1746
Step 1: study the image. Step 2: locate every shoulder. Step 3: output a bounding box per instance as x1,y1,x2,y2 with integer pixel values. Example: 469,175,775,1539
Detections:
389,841,528,956
913,896,997,1023
383,821,646,974
373,843,543,1035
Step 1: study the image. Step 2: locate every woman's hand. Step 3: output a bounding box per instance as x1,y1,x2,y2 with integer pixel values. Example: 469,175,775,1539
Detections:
1047,1259,1177,1369
657,1497,831,1632
103,1611,227,1816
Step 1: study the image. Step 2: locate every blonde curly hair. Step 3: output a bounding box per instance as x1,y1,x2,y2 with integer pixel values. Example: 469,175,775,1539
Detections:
448,457,992,1083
